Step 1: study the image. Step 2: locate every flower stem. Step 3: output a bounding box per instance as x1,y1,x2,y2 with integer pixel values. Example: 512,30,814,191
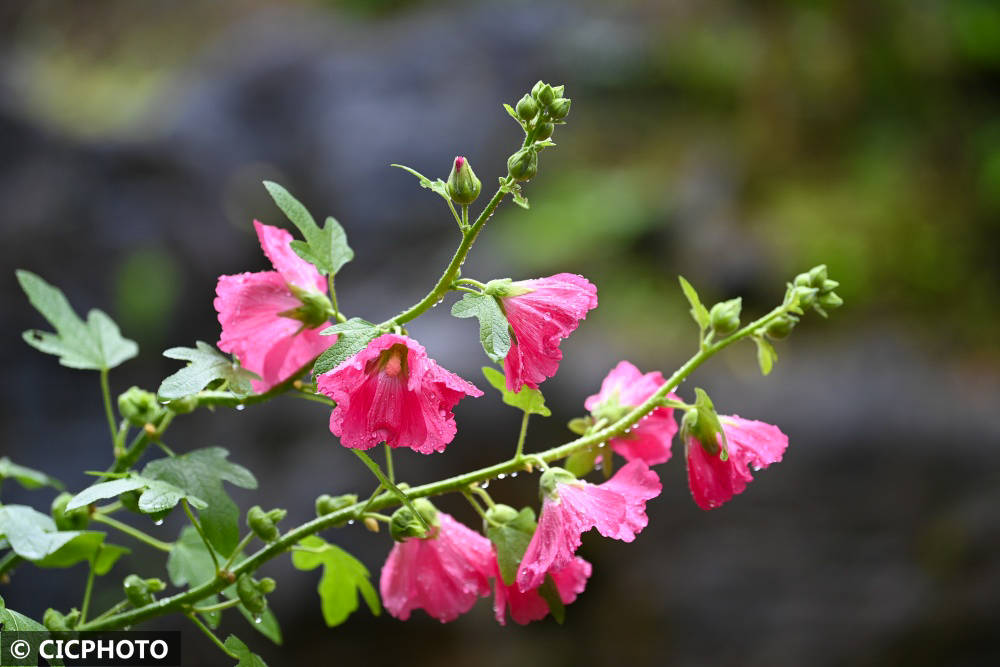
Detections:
220,533,255,573
92,514,174,552
353,450,427,530
99,368,118,447
186,612,238,659
514,412,531,461
183,499,219,572
384,444,395,484
79,557,97,624
191,598,242,614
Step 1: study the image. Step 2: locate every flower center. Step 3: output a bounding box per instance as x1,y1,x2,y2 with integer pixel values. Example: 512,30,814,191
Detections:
378,344,408,379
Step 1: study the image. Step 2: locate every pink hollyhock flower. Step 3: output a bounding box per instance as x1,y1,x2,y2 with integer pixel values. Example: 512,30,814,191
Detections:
493,553,591,626
380,512,494,623
584,361,680,465
215,221,333,392
497,273,598,392
685,415,788,510
316,333,483,454
516,460,661,592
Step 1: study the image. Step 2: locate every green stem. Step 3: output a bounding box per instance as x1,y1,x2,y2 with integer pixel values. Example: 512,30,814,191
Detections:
92,514,174,552
384,444,394,484
192,598,242,614
99,369,118,446
187,612,238,659
353,450,426,530
221,533,255,573
76,302,793,633
471,484,496,508
514,412,531,461
292,390,336,407
79,557,97,624
461,204,469,230
461,489,493,525
91,600,130,623
328,274,340,321
383,181,511,328
446,199,463,229
456,278,488,289
183,499,219,572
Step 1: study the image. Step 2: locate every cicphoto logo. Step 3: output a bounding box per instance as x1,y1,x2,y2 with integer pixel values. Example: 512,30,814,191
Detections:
0,631,180,666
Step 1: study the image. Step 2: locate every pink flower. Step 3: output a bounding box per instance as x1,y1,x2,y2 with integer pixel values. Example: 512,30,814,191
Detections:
584,361,679,465
316,334,483,454
516,460,661,592
499,273,598,392
685,415,788,510
380,512,494,623
493,553,591,626
215,221,333,392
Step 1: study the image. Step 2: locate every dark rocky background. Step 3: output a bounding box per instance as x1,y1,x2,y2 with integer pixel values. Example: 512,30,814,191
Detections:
1,1,998,665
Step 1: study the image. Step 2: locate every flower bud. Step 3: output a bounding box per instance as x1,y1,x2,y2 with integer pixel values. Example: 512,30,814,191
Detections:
766,314,798,339
484,503,520,525
44,608,78,632
539,467,578,499
567,416,592,435
123,574,160,608
820,279,840,294
445,156,482,205
118,387,166,428
507,148,538,181
548,97,571,120
236,574,270,616
515,94,539,121
389,498,439,542
817,292,843,310
315,493,357,517
247,505,286,542
164,395,198,414
551,84,565,97
534,122,555,141
709,298,742,336
51,492,89,531
807,265,828,288
537,83,555,106
530,80,545,98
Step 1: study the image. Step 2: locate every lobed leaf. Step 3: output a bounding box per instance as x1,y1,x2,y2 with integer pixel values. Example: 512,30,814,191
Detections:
451,294,512,363
485,507,537,586
263,181,353,277
291,536,380,627
481,367,551,416
159,341,260,400
312,325,380,376
678,275,711,332
224,635,268,667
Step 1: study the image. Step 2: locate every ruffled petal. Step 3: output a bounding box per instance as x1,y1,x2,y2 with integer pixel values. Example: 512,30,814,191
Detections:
494,555,592,626
253,220,326,292
516,499,589,592
608,407,677,465
599,459,662,539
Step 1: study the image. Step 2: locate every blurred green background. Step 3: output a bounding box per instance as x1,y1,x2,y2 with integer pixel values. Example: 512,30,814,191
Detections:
1,1,998,666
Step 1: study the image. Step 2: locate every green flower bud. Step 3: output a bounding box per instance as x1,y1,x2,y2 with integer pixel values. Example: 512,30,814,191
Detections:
247,505,286,542
315,493,358,517
515,94,539,121
790,285,818,308
164,395,198,414
534,122,554,141
117,387,166,428
236,574,269,616
530,80,545,98
507,148,538,181
44,608,78,632
123,574,155,607
709,297,742,336
537,83,555,106
817,292,843,310
807,265,828,288
793,272,812,288
551,84,565,97
539,467,579,500
548,97,571,120
679,388,729,459
257,577,277,595
820,279,840,294
484,503,520,525
51,492,90,530
389,498,439,542
766,314,798,339
445,156,482,205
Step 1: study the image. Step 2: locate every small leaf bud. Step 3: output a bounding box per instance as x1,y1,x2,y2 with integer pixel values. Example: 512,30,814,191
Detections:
508,148,538,181
257,577,277,595
51,492,90,531
445,156,482,205
548,98,571,120
44,608,78,632
484,503,520,525
515,94,539,121
567,416,592,435
164,395,198,414
709,298,742,336
118,387,166,428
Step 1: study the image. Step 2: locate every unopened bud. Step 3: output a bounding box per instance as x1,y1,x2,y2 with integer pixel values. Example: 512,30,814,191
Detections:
766,314,798,339
389,498,439,542
530,80,545,98
44,608,79,632
164,395,198,414
807,265,828,288
247,505,286,542
709,298,742,336
236,574,269,615
537,83,555,106
535,122,554,141
484,503,520,525
551,84,565,97
445,156,482,205
515,94,539,121
257,577,277,595
118,387,165,428
363,516,380,533
51,492,90,531
316,493,357,517
820,279,840,293
123,574,155,607
548,97,571,120
817,292,843,310
508,148,538,181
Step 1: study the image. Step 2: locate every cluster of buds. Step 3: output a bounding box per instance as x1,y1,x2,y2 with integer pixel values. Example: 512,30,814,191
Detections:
764,264,843,340
247,505,287,542
123,574,167,608
507,80,571,182
236,573,276,617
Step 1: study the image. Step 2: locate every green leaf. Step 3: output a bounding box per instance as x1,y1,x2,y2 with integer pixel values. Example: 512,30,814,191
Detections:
159,341,260,400
291,536,381,627
502,103,525,128
0,457,63,491
66,476,207,514
451,294,511,363
753,336,778,376
390,164,450,202
17,269,138,371
499,179,529,209
143,448,257,556
678,275,710,332
93,543,130,575
565,446,600,477
224,635,268,667
0,594,47,632
263,182,353,277
481,367,551,416
312,325,379,376
485,507,536,586
537,575,565,624
0,505,127,570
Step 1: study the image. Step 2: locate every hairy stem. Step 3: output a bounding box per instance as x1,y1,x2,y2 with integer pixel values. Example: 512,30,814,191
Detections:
100,369,118,448
92,514,174,553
